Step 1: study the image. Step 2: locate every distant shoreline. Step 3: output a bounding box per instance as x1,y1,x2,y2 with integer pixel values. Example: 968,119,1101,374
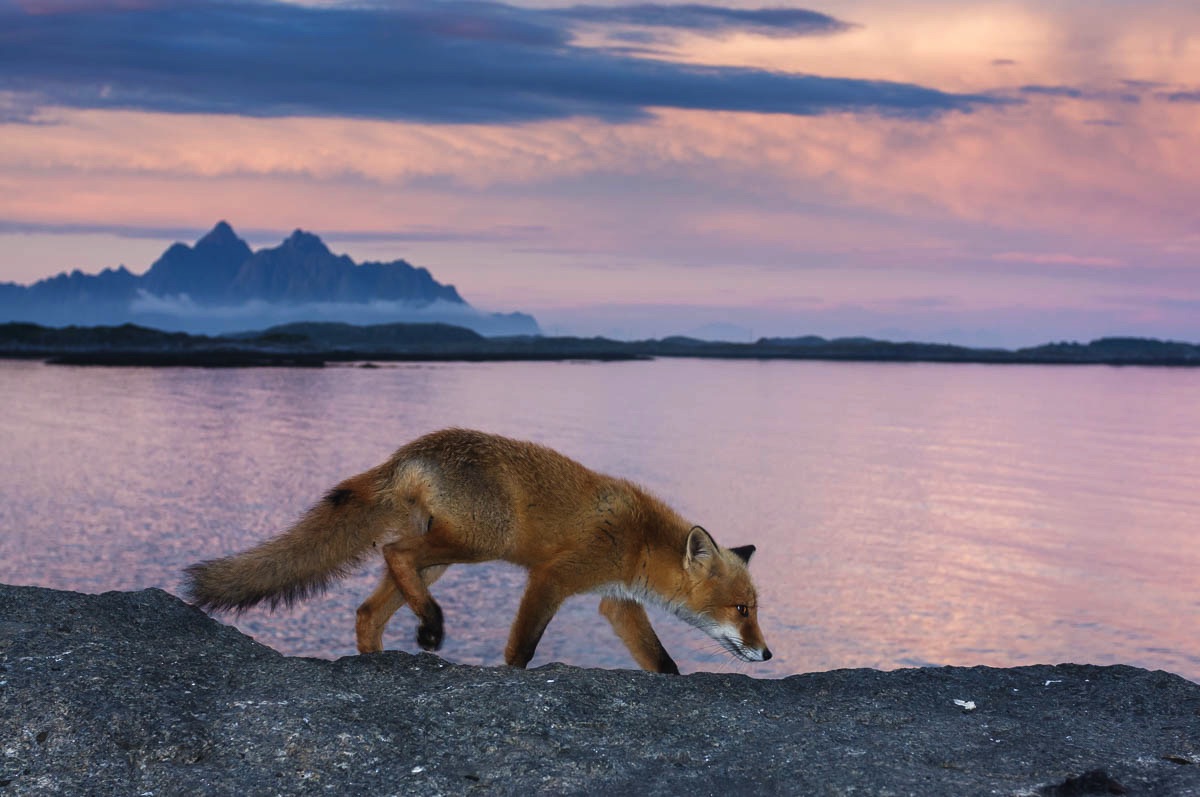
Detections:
3,321,1199,367
37,350,646,367
26,349,1200,368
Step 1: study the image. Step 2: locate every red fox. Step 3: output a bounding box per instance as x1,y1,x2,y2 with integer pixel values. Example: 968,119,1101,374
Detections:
184,428,771,673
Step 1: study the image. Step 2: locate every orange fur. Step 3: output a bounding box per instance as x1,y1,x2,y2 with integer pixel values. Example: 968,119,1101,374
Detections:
184,428,771,672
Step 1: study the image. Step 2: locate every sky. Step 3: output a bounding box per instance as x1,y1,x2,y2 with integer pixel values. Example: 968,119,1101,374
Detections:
2,0,1199,345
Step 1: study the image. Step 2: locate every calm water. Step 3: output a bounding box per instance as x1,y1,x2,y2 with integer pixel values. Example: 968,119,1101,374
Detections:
1,359,1197,681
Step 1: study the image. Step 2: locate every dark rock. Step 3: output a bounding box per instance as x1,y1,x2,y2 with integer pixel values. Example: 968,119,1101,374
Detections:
247,320,484,347
1040,769,1128,795
0,321,645,365
5,320,1200,367
2,583,1199,795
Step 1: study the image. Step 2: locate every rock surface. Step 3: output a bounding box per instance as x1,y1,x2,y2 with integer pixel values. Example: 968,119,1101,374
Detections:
1,583,1198,796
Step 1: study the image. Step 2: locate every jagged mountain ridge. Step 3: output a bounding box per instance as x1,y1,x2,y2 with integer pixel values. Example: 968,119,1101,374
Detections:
0,222,537,336
139,221,253,301
139,221,463,305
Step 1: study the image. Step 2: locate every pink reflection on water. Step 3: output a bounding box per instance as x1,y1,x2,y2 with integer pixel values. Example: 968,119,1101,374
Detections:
1,359,1197,681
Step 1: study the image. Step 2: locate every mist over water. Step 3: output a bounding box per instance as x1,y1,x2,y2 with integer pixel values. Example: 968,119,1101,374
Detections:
1,359,1197,681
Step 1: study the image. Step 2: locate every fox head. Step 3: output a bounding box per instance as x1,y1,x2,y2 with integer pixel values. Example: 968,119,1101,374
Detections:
678,526,772,663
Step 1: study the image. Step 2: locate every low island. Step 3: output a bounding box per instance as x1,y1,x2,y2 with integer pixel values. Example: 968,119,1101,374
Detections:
1,583,1197,795
3,320,1200,367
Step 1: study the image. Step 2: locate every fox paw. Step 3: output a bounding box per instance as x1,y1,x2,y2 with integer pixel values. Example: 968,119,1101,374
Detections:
416,603,444,651
417,622,443,650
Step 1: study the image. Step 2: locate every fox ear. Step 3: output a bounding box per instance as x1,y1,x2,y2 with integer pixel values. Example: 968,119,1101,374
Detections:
684,526,717,572
729,544,756,564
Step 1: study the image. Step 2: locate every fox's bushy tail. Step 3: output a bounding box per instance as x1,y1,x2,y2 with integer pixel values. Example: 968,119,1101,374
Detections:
184,468,393,612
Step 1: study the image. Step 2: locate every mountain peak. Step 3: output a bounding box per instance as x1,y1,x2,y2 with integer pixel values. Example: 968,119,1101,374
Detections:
201,220,236,241
140,221,252,301
284,229,329,254
194,221,251,261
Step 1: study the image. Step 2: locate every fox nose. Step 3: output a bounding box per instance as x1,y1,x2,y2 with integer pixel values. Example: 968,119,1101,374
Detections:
762,647,773,661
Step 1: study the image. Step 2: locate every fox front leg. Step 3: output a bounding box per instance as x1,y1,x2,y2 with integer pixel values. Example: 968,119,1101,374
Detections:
504,567,570,668
599,596,679,674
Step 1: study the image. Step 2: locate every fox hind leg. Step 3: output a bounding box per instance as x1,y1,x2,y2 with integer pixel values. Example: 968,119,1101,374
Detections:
599,596,679,674
355,564,448,654
355,570,401,654
380,520,487,652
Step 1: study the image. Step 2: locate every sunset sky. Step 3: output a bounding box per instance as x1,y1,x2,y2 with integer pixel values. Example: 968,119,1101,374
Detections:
2,0,1198,344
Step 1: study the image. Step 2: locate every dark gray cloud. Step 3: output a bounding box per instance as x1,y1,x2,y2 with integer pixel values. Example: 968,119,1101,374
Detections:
548,3,851,37
1121,79,1166,90
0,218,208,240
0,217,548,245
1020,85,1086,99
1019,84,1140,104
1159,90,1200,103
0,0,1003,124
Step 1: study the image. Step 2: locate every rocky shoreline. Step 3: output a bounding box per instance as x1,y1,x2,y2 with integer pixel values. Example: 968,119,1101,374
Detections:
2,583,1198,795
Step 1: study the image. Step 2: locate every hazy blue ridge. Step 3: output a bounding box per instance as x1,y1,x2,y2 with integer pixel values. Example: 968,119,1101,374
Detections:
0,222,538,337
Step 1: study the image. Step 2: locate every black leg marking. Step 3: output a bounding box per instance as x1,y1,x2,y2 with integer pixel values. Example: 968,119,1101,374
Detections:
416,601,444,651
325,488,354,507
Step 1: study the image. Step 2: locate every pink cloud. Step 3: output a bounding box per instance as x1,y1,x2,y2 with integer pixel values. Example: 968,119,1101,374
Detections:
991,252,1123,268
2,0,1199,345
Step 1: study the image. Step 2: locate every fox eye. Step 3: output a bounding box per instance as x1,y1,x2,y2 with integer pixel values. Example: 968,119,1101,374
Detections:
735,604,749,617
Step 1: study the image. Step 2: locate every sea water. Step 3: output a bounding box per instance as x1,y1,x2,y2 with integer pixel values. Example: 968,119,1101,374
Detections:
1,358,1196,680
